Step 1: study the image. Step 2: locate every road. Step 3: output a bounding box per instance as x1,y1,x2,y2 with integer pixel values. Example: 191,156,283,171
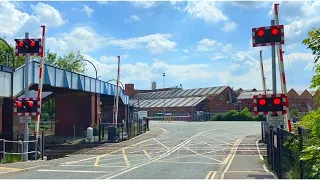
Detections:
0,121,273,179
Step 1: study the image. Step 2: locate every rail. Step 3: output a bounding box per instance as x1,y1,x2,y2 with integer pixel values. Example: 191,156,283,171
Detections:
0,136,44,163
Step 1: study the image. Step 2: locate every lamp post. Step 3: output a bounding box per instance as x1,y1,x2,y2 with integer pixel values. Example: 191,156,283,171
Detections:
0,38,15,68
162,72,166,121
70,59,98,126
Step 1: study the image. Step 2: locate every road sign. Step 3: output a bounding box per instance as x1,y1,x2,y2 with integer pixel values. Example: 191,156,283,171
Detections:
138,111,148,119
268,116,284,126
19,116,31,123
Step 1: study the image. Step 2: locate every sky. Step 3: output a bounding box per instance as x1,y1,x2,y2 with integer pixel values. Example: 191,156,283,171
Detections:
0,0,318,91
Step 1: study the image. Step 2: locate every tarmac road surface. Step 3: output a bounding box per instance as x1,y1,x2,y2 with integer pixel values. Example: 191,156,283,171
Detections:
0,121,275,179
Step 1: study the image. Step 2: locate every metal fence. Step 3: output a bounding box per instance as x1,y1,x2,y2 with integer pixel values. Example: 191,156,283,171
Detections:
0,132,45,163
93,118,148,143
261,122,310,179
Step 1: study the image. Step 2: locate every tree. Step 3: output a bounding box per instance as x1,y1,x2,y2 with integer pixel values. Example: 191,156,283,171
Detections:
302,28,320,97
0,38,25,68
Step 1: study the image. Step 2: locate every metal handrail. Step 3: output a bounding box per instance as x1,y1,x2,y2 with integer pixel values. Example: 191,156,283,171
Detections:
0,138,42,163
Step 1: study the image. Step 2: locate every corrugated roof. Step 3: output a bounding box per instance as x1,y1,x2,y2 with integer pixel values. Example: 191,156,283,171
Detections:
129,96,207,108
131,86,228,100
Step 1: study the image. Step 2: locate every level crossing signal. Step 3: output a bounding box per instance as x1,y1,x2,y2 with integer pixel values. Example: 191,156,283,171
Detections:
253,94,288,116
14,38,42,56
14,98,40,116
252,25,284,47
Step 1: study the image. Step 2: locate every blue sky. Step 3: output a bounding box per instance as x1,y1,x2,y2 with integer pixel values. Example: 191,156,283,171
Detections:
0,1,318,91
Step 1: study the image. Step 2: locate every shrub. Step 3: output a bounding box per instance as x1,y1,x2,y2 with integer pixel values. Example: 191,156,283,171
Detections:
212,107,265,121
285,108,320,178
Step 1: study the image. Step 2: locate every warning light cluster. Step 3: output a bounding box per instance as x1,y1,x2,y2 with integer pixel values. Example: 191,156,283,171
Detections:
258,98,281,106
257,27,279,37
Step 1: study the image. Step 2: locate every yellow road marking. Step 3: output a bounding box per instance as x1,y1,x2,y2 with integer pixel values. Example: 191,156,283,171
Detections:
205,171,213,179
143,150,152,159
93,156,100,166
0,166,21,171
122,148,130,167
210,171,217,179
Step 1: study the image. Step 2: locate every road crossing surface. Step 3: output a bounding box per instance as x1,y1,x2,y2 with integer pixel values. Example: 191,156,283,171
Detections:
0,121,275,179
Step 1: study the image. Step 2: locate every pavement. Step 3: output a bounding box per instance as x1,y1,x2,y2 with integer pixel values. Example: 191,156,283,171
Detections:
0,121,276,179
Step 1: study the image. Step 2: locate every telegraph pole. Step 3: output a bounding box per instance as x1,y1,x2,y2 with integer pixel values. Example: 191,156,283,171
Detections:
23,32,30,162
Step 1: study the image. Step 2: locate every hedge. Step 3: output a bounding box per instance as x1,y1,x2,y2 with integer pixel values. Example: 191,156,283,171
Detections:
212,107,266,121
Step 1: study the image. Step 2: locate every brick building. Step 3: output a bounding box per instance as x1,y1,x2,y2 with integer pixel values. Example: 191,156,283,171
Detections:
125,83,320,114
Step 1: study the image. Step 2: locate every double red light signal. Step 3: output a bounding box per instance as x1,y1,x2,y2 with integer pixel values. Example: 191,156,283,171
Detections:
253,94,288,116
252,25,284,47
14,99,39,116
15,38,41,56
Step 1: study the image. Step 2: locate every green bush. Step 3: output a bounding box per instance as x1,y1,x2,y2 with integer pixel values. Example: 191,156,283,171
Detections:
285,108,320,179
212,107,265,121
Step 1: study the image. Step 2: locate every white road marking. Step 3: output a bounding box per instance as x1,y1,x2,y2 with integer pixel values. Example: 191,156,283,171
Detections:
153,138,170,150
96,130,208,179
183,146,223,163
155,160,222,165
256,139,277,179
37,169,111,173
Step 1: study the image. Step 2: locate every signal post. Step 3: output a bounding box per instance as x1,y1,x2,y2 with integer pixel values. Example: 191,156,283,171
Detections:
251,3,290,131
14,31,43,161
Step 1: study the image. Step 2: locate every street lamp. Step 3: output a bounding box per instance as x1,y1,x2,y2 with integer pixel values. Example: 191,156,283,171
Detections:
70,59,98,126
0,38,15,68
162,72,166,120
0,38,15,98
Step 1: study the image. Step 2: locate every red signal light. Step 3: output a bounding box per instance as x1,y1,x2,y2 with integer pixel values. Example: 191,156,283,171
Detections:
257,29,264,37
18,41,24,47
273,98,281,105
15,101,22,107
27,101,34,107
259,99,266,106
30,41,35,47
271,28,279,35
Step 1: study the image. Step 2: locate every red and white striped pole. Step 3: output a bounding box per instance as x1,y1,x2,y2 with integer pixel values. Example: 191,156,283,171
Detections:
259,50,267,95
274,4,290,131
35,25,46,137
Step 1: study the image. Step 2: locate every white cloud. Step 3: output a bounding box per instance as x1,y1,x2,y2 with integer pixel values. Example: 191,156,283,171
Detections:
81,55,215,87
108,33,177,54
184,1,228,23
197,38,232,53
125,15,141,24
72,4,95,18
0,2,66,39
222,21,238,32
131,1,159,8
183,49,189,53
197,39,217,52
268,1,320,39
46,26,108,54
